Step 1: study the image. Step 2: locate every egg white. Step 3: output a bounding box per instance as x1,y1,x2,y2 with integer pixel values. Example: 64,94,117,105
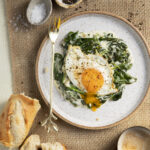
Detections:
64,45,118,96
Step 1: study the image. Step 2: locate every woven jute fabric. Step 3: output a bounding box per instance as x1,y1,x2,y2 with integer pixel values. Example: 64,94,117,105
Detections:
6,0,150,149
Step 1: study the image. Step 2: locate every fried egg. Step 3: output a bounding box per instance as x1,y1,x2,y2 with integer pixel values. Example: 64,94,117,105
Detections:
64,46,118,111
65,46,118,95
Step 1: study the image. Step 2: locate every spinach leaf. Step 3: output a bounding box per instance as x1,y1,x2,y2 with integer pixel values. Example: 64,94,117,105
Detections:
97,90,123,102
110,90,123,101
67,85,85,95
63,90,81,107
54,53,64,82
62,32,78,50
114,68,137,88
63,32,101,54
73,38,101,54
113,63,132,71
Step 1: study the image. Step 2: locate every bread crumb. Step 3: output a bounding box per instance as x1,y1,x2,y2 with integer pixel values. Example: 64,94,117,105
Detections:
96,118,99,121
43,67,48,73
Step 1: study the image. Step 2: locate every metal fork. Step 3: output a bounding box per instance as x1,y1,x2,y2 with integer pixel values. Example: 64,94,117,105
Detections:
41,17,61,132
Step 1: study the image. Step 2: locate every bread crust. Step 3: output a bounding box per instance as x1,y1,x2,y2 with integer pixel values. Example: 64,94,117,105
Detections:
0,94,41,148
40,142,66,150
20,134,40,150
20,134,67,150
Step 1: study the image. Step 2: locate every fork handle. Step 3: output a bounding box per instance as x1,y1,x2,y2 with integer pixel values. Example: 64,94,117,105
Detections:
50,43,55,115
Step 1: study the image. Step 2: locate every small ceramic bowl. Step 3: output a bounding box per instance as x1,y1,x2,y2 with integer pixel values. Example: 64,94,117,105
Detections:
118,126,150,150
26,0,52,25
55,0,82,9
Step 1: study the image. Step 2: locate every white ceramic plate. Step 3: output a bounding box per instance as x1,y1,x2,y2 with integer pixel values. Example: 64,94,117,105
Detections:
36,12,150,129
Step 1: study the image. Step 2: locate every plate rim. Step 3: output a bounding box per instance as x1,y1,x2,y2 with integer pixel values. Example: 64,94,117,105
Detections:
35,11,150,130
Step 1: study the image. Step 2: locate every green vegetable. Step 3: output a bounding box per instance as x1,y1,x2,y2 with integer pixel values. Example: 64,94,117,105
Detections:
62,32,101,54
67,85,85,95
97,89,123,102
110,90,122,101
114,68,137,88
54,53,64,82
73,38,101,54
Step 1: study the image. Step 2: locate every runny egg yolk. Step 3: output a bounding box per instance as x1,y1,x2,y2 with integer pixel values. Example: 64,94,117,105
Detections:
81,68,104,111
81,68,104,93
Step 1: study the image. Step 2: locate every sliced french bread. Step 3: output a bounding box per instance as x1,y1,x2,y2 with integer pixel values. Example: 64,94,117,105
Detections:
40,142,66,150
0,94,41,148
20,134,66,150
20,134,40,150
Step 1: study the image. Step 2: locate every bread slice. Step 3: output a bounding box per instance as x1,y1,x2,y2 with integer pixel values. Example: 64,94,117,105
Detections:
0,94,41,148
40,142,66,150
20,134,66,150
20,134,40,150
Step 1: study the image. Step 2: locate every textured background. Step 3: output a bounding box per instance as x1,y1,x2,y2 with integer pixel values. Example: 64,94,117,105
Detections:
6,0,150,150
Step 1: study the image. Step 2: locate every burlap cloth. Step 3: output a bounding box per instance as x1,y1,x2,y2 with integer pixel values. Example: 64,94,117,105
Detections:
5,0,150,149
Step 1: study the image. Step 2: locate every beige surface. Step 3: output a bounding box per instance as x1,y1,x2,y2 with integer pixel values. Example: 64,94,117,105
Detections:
5,0,150,150
0,1,13,149
0,0,12,112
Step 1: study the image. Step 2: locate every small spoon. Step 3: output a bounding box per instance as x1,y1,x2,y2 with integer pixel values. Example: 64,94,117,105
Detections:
26,0,52,25
118,126,150,150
